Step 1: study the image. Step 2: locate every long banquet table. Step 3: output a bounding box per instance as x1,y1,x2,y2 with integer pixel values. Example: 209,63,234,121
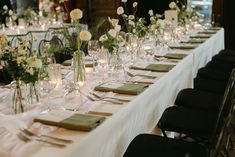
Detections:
0,28,224,157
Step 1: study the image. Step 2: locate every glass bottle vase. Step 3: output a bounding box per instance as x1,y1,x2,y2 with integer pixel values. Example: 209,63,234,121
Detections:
73,50,85,85
12,80,24,114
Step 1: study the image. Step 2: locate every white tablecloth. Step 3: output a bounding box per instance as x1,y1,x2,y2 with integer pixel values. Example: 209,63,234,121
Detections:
0,29,224,157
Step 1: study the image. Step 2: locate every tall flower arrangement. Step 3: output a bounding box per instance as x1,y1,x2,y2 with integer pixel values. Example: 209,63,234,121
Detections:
117,0,147,38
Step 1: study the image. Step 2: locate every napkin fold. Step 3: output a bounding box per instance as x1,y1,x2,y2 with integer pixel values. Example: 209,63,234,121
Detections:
131,64,175,72
155,53,187,59
34,111,105,131
94,82,149,95
169,44,198,49
181,38,206,44
190,34,211,38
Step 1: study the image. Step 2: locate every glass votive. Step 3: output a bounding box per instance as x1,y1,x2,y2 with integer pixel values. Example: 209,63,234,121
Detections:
48,64,62,88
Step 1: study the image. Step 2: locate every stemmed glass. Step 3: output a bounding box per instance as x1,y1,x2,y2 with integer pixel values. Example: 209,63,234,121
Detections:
88,40,100,73
97,47,109,80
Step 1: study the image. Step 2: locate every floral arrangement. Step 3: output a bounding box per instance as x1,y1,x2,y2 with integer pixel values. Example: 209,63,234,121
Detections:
99,17,121,53
0,5,17,25
168,1,194,25
0,34,42,84
117,0,147,38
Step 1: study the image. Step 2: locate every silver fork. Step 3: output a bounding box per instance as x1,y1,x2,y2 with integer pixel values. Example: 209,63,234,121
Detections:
20,128,73,143
17,132,66,148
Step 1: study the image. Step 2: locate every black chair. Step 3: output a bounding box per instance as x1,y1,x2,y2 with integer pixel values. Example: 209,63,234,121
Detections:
157,69,235,144
175,88,223,112
123,134,208,157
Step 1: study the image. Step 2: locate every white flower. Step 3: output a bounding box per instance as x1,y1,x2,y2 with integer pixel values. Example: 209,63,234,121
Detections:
99,34,108,42
27,57,42,69
128,15,135,20
70,9,83,20
132,29,136,33
108,29,117,38
79,31,92,41
26,67,34,75
121,0,127,3
8,10,13,16
108,17,119,27
128,20,135,26
132,2,138,8
150,17,155,22
148,10,154,16
114,25,121,32
16,56,25,65
3,5,8,10
117,7,124,15
169,2,177,9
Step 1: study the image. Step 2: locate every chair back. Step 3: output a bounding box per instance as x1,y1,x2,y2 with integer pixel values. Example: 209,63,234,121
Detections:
209,69,235,157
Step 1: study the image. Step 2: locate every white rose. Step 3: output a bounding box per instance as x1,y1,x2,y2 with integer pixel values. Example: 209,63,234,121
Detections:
121,0,127,3
3,5,8,10
117,7,124,15
79,31,92,41
8,10,13,16
148,10,154,16
99,34,108,42
70,9,83,20
150,17,155,22
114,25,121,32
108,29,117,38
128,15,135,20
132,2,138,8
169,2,177,9
132,29,136,33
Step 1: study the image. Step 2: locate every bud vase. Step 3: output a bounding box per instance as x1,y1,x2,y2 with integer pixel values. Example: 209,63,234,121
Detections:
12,80,24,114
73,50,85,85
27,82,40,105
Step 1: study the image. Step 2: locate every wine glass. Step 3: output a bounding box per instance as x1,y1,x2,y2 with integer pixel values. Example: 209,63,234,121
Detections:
97,48,108,80
88,40,100,73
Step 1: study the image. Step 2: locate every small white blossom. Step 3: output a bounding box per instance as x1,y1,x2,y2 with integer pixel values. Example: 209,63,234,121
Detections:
108,29,117,38
121,0,127,3
132,2,138,8
169,2,177,9
8,10,13,16
129,15,135,20
3,5,8,10
114,25,121,32
99,34,108,42
148,10,154,16
117,7,124,15
128,20,135,26
108,17,119,27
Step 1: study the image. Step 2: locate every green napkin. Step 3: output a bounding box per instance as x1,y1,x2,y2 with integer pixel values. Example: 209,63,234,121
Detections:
181,38,206,44
62,59,95,67
34,113,105,131
198,30,217,34
155,53,187,59
131,64,175,72
190,34,211,38
169,44,198,49
94,82,148,95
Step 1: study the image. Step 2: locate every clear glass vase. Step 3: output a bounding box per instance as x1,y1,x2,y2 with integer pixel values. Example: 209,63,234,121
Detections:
27,82,40,105
11,80,24,114
73,50,85,85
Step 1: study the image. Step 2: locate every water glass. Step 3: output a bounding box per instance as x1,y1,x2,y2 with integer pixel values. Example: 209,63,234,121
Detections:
48,64,62,88
88,40,100,73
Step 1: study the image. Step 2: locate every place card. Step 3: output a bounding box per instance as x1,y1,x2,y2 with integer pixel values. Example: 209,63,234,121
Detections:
34,110,105,131
165,10,178,27
131,63,175,72
94,82,149,95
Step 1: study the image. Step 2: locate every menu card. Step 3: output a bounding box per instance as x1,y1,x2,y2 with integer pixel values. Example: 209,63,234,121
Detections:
94,82,149,95
34,110,105,131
